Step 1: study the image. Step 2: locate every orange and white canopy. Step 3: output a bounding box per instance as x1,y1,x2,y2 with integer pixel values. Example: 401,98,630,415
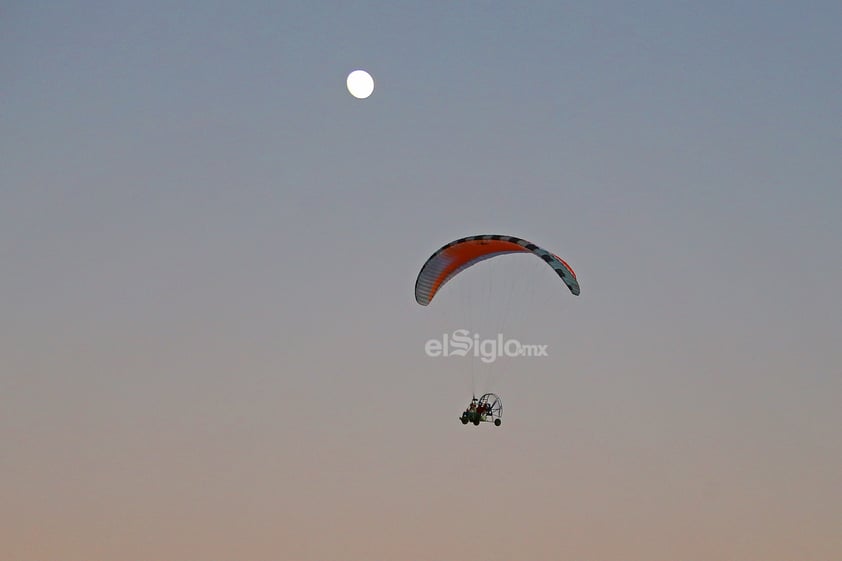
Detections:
415,234,580,306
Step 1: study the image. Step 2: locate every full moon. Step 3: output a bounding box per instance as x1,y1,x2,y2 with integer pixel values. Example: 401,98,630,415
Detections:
346,70,374,99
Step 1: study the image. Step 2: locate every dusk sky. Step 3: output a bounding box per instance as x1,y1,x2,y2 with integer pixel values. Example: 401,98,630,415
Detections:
2,2,841,560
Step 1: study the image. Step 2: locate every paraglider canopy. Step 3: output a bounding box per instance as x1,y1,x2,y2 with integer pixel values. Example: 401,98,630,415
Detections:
415,234,579,306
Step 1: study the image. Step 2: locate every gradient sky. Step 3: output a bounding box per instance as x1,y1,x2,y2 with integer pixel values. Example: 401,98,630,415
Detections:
2,2,841,560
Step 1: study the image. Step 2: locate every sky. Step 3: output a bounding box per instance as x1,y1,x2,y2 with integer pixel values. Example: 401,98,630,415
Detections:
2,1,841,560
